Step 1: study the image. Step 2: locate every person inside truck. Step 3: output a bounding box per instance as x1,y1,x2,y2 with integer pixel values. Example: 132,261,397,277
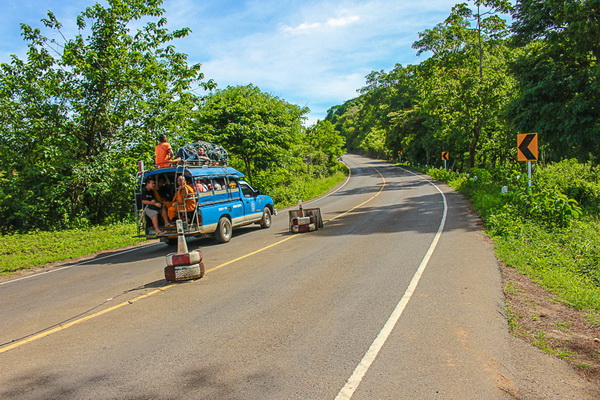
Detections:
153,175,174,207
212,179,224,190
142,177,172,235
202,179,214,190
195,179,209,192
168,175,197,221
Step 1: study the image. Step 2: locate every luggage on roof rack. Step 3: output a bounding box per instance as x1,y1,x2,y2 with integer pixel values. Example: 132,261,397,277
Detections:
175,141,229,166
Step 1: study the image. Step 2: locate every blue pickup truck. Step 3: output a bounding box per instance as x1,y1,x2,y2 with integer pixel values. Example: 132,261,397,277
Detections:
135,163,277,244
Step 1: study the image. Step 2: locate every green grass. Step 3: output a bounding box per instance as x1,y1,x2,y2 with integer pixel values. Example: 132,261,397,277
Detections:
531,330,573,359
281,170,348,208
493,218,600,312
267,170,348,210
0,223,145,275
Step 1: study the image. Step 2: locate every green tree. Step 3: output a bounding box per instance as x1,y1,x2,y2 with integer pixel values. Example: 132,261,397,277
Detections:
508,0,600,163
195,84,309,184
412,1,515,169
303,120,345,175
0,0,212,232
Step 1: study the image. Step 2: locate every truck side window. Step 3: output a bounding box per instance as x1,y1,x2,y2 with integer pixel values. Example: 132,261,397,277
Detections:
240,183,254,198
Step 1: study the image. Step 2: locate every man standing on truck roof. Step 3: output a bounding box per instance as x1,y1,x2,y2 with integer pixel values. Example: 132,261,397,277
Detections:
142,177,172,235
155,134,180,168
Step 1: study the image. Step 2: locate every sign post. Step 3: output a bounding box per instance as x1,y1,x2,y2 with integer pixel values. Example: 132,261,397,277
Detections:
517,133,538,187
441,152,449,170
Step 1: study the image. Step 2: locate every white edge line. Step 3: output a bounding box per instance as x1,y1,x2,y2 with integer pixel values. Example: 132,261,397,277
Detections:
335,167,448,400
0,243,163,286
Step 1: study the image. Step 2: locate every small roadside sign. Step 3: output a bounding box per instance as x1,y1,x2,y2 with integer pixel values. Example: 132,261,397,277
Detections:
517,133,538,161
441,152,449,161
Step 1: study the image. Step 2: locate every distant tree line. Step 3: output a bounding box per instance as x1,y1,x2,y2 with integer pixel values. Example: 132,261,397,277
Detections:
326,0,599,170
0,0,344,234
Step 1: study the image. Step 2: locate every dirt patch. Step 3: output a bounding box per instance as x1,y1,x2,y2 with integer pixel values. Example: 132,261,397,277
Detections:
501,264,600,387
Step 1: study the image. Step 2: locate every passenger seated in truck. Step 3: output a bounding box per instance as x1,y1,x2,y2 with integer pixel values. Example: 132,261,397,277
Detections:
153,175,174,207
212,179,224,190
168,175,197,221
142,177,173,235
203,179,214,190
195,179,208,192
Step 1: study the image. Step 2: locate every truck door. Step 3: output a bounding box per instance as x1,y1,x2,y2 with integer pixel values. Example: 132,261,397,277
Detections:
238,181,259,222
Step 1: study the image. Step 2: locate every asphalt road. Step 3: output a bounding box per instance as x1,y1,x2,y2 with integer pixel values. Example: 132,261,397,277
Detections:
1,154,598,399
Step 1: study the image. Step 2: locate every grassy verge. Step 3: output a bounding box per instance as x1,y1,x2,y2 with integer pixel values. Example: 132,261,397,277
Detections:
0,223,145,275
0,171,348,276
494,218,600,311
274,170,348,210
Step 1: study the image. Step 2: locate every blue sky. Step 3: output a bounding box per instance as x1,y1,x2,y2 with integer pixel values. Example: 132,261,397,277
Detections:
0,0,461,124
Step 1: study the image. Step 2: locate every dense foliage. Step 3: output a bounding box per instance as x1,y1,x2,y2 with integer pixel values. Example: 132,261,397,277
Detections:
0,1,346,234
326,0,599,170
193,84,309,185
0,0,213,232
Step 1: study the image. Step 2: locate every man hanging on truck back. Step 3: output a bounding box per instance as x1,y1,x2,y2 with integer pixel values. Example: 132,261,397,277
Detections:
141,177,172,235
168,175,197,221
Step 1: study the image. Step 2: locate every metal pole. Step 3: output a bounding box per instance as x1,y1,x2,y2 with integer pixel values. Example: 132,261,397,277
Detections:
528,161,532,187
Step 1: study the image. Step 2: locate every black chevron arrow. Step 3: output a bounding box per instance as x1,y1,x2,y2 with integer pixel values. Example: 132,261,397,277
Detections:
518,133,536,160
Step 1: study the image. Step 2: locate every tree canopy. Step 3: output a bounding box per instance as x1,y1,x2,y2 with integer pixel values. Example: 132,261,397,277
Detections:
0,0,213,232
0,1,345,234
326,0,598,169
194,84,309,184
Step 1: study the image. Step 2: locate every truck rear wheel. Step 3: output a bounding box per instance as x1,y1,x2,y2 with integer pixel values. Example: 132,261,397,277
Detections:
215,217,232,243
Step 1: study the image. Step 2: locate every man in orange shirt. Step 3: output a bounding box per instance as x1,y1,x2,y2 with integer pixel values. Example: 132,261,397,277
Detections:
155,134,178,168
168,175,197,221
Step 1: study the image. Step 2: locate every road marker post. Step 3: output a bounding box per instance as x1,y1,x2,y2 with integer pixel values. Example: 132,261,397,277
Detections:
164,220,205,282
441,152,449,170
517,133,538,187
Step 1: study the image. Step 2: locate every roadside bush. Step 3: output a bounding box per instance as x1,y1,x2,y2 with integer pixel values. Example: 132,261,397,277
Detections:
513,188,583,229
534,159,600,214
252,164,347,209
486,188,582,234
427,167,459,182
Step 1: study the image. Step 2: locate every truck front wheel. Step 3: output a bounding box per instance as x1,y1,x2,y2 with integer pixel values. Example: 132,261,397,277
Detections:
215,217,232,243
259,207,272,228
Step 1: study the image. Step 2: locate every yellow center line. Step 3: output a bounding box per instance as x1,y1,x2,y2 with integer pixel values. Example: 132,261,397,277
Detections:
325,170,386,224
205,234,298,274
0,285,176,354
1,164,386,354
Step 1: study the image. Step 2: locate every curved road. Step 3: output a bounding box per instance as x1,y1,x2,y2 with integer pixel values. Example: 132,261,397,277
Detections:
1,154,597,399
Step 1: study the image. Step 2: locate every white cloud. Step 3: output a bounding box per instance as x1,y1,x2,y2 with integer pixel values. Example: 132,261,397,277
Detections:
282,14,360,33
